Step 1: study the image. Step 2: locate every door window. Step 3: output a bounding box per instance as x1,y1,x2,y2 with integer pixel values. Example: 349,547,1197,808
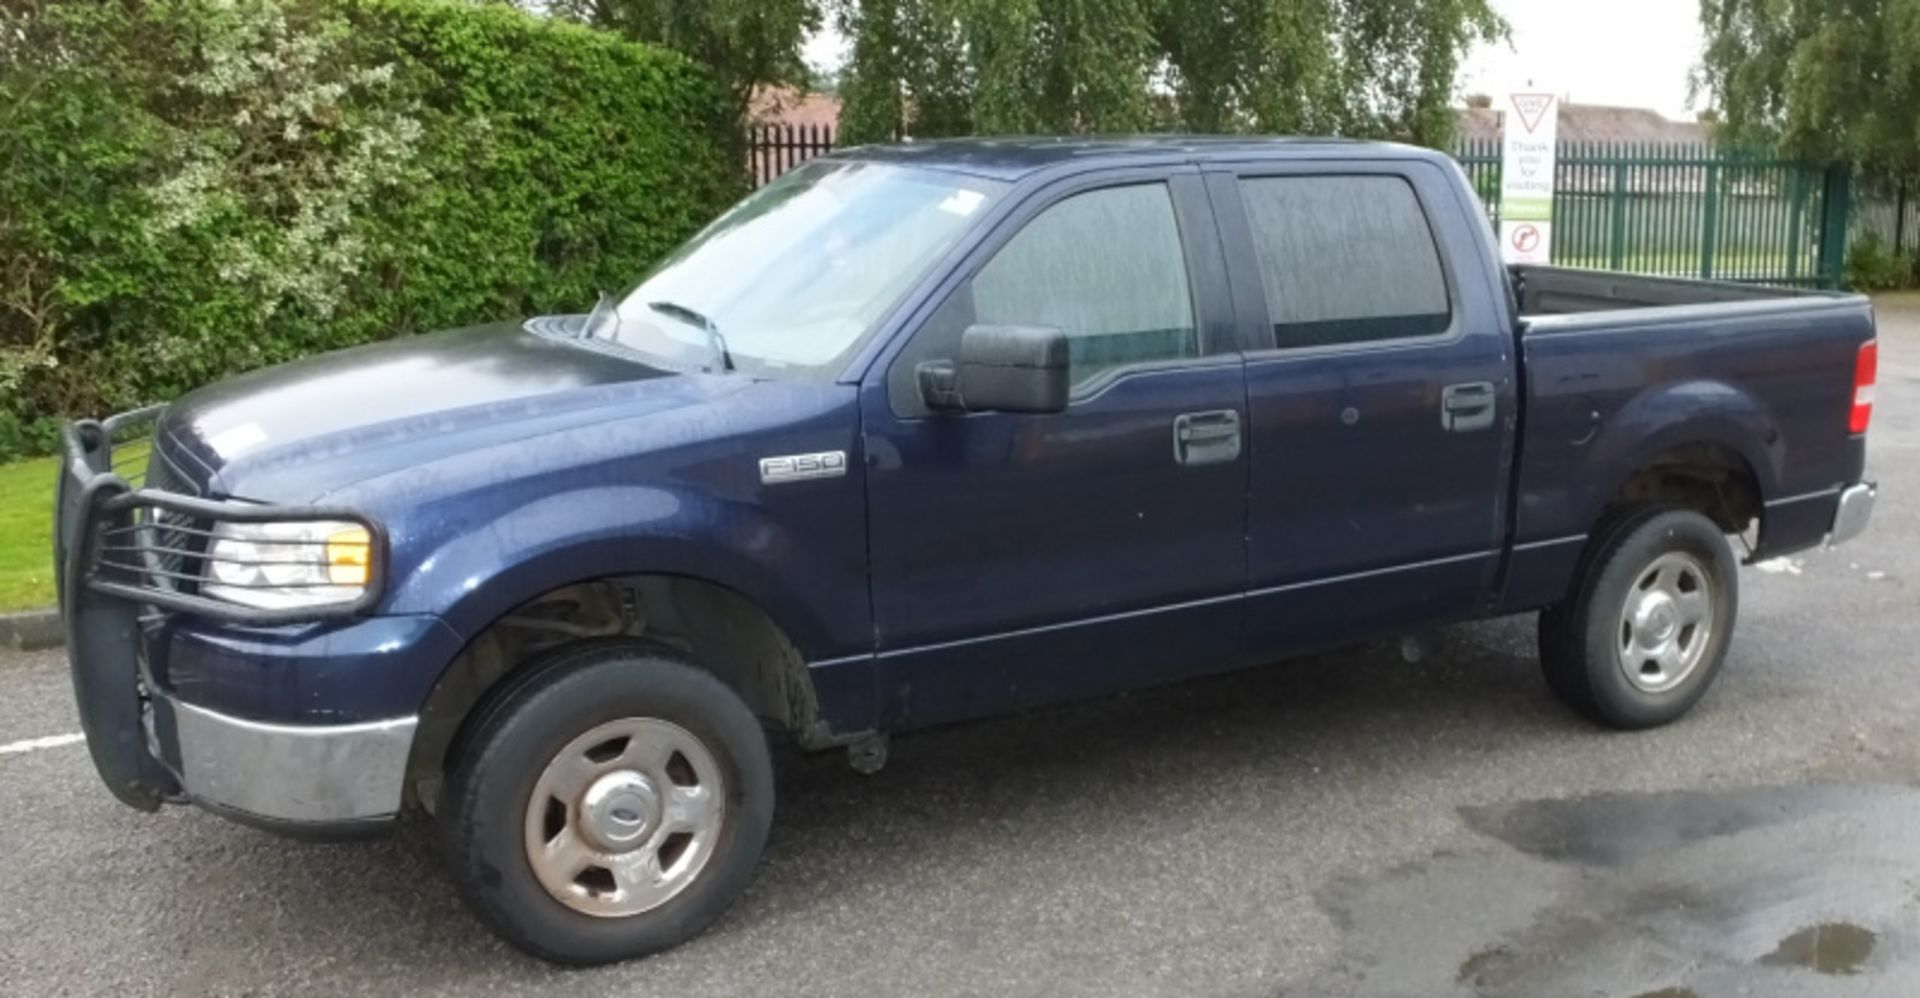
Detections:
1238,175,1452,349
971,183,1197,389
888,181,1210,414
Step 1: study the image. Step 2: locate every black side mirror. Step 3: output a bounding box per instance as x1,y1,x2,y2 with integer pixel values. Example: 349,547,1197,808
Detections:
916,324,1070,414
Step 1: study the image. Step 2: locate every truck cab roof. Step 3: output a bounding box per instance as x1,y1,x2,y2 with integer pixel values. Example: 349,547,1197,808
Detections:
823,135,1449,181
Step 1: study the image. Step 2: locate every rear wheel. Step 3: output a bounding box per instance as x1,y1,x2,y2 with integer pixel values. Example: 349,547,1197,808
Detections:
1539,507,1739,729
440,642,773,965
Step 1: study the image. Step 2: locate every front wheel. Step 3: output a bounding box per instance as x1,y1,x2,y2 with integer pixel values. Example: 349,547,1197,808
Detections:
1539,507,1739,729
440,642,774,965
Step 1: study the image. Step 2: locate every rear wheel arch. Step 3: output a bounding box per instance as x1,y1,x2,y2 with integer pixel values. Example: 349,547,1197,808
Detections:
1577,378,1781,537
1600,439,1766,538
1510,439,1763,627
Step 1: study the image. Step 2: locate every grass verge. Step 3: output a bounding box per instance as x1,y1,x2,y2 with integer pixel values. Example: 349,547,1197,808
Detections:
0,455,57,611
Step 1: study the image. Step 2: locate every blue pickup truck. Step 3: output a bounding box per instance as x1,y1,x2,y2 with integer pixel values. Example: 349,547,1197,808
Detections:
56,137,1878,964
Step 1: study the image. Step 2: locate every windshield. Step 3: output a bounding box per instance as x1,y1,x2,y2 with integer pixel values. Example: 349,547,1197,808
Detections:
608,160,1008,377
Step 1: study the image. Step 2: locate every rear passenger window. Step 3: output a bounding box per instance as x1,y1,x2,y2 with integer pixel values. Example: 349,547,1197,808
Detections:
972,183,1197,388
1238,176,1451,349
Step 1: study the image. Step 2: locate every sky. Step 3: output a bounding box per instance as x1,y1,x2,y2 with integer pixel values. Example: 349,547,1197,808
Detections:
803,0,1707,121
1460,0,1705,119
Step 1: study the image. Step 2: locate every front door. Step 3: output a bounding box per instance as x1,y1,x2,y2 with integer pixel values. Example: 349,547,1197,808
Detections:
861,170,1250,728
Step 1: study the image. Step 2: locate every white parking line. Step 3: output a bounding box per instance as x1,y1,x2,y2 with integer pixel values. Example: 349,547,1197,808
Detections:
0,733,86,756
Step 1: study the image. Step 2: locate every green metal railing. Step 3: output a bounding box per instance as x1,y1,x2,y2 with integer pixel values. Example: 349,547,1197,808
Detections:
753,128,1869,289
1452,139,1852,289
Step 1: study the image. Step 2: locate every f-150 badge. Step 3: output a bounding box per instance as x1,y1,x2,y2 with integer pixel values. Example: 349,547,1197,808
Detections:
760,451,847,484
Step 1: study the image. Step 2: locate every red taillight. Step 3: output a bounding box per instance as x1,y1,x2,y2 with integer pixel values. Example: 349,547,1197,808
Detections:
1850,340,1878,435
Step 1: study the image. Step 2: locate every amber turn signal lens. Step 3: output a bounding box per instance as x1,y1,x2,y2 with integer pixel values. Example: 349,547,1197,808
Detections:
326,526,372,586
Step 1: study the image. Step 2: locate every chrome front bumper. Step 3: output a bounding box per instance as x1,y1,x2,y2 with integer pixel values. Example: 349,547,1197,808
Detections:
1829,481,1877,547
152,695,418,830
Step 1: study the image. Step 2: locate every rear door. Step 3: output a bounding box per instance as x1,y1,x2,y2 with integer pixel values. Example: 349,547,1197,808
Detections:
1208,161,1516,654
861,167,1250,728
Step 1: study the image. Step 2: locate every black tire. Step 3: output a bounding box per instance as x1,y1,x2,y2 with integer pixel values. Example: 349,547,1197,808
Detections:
440,641,774,965
1539,506,1739,729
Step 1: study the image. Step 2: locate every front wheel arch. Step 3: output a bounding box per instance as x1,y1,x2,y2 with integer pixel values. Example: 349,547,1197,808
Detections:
405,573,836,817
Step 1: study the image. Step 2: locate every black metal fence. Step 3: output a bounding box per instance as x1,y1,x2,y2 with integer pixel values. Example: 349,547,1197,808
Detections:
750,123,836,186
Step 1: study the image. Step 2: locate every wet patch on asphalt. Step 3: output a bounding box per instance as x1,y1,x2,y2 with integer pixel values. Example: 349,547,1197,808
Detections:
1456,785,1854,867
1759,922,1879,976
1454,945,1514,988
1303,784,1920,997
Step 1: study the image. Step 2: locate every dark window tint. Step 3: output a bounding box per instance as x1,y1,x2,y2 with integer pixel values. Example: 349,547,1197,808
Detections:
972,184,1197,388
1239,176,1451,349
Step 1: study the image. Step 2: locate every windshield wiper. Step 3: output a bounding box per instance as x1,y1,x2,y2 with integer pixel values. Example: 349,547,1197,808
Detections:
647,300,734,373
583,290,619,340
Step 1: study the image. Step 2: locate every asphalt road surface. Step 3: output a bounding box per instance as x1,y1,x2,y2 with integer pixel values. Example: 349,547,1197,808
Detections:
6,303,1920,997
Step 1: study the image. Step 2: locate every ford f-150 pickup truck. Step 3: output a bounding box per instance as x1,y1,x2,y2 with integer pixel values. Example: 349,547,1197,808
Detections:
55,137,1879,964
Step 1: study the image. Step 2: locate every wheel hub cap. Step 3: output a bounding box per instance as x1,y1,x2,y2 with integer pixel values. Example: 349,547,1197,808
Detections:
522,717,727,918
581,772,660,850
1635,595,1678,644
1616,551,1716,694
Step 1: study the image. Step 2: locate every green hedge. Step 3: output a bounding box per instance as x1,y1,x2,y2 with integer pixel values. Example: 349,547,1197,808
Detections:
1846,232,1919,291
0,0,744,460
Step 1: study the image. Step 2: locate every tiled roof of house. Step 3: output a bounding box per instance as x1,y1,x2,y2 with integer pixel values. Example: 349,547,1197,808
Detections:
750,88,843,129
1457,103,1711,145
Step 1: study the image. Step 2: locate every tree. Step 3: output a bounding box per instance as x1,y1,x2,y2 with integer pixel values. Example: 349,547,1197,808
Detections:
830,0,1505,146
1697,0,1920,172
532,0,821,115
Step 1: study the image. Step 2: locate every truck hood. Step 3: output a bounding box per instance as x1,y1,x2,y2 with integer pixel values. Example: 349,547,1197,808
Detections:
156,321,740,501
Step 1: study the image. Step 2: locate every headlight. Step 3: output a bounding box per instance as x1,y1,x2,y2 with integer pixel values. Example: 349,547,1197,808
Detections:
201,520,376,609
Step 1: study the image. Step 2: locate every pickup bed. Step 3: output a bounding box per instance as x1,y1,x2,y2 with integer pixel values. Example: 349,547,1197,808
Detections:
55,136,1878,964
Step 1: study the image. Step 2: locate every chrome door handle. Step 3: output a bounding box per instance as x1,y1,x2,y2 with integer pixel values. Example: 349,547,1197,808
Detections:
1173,410,1242,465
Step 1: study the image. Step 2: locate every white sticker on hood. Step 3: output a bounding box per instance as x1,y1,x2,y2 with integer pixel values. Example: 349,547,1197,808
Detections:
938,189,985,216
209,422,269,458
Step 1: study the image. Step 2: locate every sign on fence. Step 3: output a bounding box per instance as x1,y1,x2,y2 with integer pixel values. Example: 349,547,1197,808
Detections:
1500,87,1559,264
